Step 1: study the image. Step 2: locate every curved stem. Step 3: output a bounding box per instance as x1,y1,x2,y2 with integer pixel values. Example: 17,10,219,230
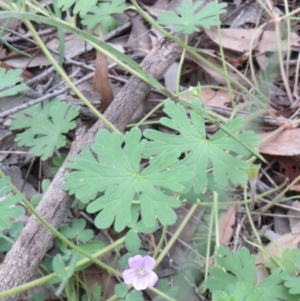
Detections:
176,34,188,96
155,204,198,267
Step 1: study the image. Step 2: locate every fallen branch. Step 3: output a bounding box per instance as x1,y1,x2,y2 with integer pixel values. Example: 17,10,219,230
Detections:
0,35,186,300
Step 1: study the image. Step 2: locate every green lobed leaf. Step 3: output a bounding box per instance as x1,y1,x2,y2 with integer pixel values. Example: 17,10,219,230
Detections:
56,0,74,11
74,0,97,15
0,67,28,98
144,101,261,193
81,0,127,34
157,1,228,34
282,272,300,295
258,269,298,301
10,98,79,160
265,248,300,273
213,282,262,301
206,247,298,301
64,127,194,231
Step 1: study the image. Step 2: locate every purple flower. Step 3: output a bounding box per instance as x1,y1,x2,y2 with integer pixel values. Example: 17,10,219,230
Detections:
122,255,158,290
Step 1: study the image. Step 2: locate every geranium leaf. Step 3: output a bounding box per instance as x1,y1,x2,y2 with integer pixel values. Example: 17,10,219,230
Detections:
10,98,79,160
157,1,227,34
144,100,261,193
0,67,28,98
63,127,194,232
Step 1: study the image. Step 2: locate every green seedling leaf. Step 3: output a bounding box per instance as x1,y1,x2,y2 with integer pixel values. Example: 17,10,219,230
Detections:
0,67,28,97
82,0,127,34
115,283,128,298
59,218,94,243
10,98,79,160
64,127,194,231
125,229,141,252
0,177,25,233
144,101,261,193
157,1,227,34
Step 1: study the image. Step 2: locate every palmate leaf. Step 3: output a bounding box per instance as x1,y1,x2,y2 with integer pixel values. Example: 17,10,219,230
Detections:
157,1,228,34
207,247,298,301
81,0,127,34
10,98,79,160
144,101,261,193
63,128,194,232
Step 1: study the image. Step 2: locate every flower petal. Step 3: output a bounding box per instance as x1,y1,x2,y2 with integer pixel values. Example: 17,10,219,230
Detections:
145,271,158,287
122,268,137,285
128,255,143,269
133,276,149,290
142,256,156,270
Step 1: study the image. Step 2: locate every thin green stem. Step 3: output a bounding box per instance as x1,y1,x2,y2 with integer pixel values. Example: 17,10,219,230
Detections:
204,208,214,281
213,192,219,248
155,204,198,267
244,183,262,246
176,34,188,96
258,174,300,216
153,224,168,258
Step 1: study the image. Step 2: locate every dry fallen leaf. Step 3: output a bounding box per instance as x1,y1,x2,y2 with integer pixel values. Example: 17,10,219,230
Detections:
218,206,237,245
259,129,300,156
205,28,300,54
92,26,113,111
180,88,231,108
